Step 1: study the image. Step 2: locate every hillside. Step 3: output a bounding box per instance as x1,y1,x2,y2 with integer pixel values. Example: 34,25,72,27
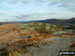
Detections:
0,23,63,48
0,23,75,56
33,18,75,26
0,18,75,26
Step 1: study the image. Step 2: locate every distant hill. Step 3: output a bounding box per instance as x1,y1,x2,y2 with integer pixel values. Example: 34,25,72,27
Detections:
68,18,75,24
0,18,75,26
33,18,75,26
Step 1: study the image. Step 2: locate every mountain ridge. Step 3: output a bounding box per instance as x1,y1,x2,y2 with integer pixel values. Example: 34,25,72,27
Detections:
33,18,75,26
0,18,75,26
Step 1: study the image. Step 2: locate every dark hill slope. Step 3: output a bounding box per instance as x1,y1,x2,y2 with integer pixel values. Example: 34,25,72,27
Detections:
34,18,75,26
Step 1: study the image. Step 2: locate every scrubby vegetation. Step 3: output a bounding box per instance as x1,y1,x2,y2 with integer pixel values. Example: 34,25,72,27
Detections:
18,22,64,34
0,22,74,56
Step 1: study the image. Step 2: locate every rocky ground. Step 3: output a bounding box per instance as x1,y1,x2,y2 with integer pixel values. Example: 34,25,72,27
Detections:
0,23,75,56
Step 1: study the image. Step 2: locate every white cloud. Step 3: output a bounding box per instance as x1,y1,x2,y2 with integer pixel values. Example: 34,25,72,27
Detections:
0,0,75,22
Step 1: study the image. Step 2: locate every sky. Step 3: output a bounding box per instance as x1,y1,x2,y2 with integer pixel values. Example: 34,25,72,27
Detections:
0,0,75,22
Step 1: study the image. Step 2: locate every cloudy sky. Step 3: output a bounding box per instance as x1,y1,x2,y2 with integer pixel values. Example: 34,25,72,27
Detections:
0,0,75,22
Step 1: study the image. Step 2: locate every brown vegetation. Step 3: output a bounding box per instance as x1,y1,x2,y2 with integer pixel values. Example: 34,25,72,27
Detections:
0,23,74,56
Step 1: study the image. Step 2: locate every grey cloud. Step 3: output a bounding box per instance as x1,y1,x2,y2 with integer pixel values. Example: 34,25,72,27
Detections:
14,13,58,19
9,0,32,4
14,14,31,19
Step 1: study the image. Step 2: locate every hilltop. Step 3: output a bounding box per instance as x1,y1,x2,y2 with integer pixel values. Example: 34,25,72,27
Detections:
33,18,75,26
0,18,75,26
0,22,75,56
